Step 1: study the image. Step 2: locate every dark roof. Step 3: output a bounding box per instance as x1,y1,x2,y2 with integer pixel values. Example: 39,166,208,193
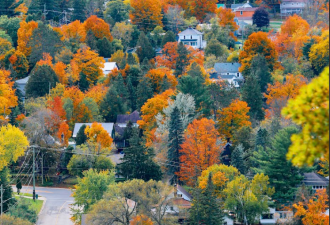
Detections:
114,124,125,137
214,63,241,73
116,111,141,124
177,185,193,200
303,173,329,186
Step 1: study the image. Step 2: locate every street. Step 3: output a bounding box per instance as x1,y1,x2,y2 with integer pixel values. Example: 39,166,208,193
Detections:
13,186,74,225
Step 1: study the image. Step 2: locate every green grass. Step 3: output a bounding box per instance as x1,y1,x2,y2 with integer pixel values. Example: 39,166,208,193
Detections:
63,177,78,185
14,196,44,214
16,193,35,197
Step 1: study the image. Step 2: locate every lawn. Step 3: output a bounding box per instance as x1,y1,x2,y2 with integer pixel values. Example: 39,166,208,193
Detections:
14,196,44,214
269,21,283,31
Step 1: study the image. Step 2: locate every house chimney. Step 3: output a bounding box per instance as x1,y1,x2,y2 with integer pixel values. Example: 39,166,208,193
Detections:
174,184,178,197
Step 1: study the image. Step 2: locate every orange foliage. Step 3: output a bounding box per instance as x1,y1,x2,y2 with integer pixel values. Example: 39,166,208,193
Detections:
239,32,278,74
217,99,251,139
70,47,105,84
37,53,53,68
155,42,178,69
146,68,178,92
83,15,113,41
63,86,85,108
0,69,18,118
85,84,109,105
130,215,154,225
61,20,86,42
188,0,218,22
54,61,68,84
85,122,113,148
138,89,174,146
293,189,329,225
17,20,38,57
130,0,163,32
16,114,26,123
217,8,239,33
48,96,66,121
15,3,28,17
280,14,310,36
179,118,224,186
57,121,72,145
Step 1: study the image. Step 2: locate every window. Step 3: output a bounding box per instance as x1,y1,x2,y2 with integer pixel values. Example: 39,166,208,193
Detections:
262,214,274,219
227,73,229,75
191,42,197,46
184,36,185,39
191,35,192,39
170,206,174,211
240,11,243,15
237,73,240,77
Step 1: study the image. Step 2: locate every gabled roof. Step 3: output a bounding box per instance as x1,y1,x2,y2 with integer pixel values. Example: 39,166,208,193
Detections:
102,62,118,73
172,198,192,208
116,111,141,124
231,3,244,9
15,76,30,84
72,123,114,138
177,185,193,201
178,27,203,36
303,172,329,186
235,7,257,11
214,63,241,73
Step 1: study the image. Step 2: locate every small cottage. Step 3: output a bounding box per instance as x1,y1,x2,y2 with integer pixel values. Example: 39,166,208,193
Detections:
211,63,243,87
178,27,207,49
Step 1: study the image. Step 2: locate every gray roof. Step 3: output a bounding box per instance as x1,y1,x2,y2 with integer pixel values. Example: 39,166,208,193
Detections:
72,123,114,138
303,172,329,186
231,4,244,9
15,76,30,96
116,111,141,124
177,185,193,201
178,28,203,36
214,63,241,73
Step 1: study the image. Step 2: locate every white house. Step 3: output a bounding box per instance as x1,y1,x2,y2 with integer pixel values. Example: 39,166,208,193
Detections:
280,0,306,17
102,62,119,76
72,123,114,138
178,27,206,49
260,208,294,225
211,63,244,87
15,76,30,100
231,1,253,11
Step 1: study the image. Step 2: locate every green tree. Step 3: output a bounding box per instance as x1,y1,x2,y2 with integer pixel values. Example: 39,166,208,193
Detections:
76,125,87,146
255,128,268,151
136,32,155,62
79,72,90,92
0,168,14,212
114,73,129,100
126,65,142,87
242,74,264,121
161,31,176,47
205,39,227,58
126,76,137,111
231,144,246,174
252,127,304,204
97,37,113,58
26,65,59,98
174,42,189,77
167,107,184,178
67,154,92,177
136,76,154,110
104,0,130,27
160,74,171,92
71,0,87,22
0,0,17,17
0,16,21,47
7,198,38,224
118,131,162,181
86,30,98,52
177,63,211,116
252,7,269,28
27,22,63,67
250,54,272,93
100,86,126,122
189,174,223,225
127,53,137,65
72,169,115,224
0,214,33,225
94,156,115,172
16,178,22,194
140,57,153,75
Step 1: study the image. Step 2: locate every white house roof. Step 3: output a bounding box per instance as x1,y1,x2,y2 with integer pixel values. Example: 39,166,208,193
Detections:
15,76,30,84
102,62,118,75
72,123,114,138
178,27,203,36
214,63,241,73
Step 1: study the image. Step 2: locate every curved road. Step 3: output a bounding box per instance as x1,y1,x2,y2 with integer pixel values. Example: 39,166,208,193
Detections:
13,186,74,225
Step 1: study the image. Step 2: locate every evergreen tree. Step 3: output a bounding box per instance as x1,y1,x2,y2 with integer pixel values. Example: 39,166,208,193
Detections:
71,0,87,22
76,125,87,145
231,144,246,174
250,54,272,93
16,178,22,194
160,74,171,92
252,7,269,28
86,30,98,52
136,76,154,110
126,65,142,87
242,75,264,121
0,167,14,212
140,58,152,75
127,53,137,65
127,76,137,111
100,86,126,122
177,63,211,116
255,128,268,151
0,0,17,17
161,31,176,47
97,37,113,58
167,107,184,178
114,73,128,100
136,32,155,62
174,42,189,77
79,72,90,92
123,121,134,146
118,130,162,181
119,54,127,69
189,174,223,225
252,127,304,204
26,65,59,98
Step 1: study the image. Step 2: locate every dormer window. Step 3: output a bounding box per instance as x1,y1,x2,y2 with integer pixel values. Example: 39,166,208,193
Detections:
240,11,243,15
237,73,239,77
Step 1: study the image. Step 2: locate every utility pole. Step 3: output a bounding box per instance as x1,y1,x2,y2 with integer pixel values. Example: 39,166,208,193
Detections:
41,153,44,185
1,184,3,225
32,146,36,201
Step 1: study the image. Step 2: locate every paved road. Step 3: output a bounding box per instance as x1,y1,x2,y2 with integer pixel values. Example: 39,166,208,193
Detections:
13,186,74,225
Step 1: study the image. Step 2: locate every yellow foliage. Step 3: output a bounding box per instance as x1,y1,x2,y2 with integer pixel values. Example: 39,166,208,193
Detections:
17,20,38,57
282,67,329,166
85,122,113,149
309,30,329,73
0,69,17,118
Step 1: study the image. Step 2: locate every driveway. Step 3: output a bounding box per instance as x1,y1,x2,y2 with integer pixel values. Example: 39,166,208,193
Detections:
13,186,74,225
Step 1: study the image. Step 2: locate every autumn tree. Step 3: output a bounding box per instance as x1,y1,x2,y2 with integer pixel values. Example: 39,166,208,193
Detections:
145,68,177,93
83,15,113,41
0,69,17,118
17,20,38,57
293,189,329,225
187,0,218,22
104,0,131,27
130,0,163,32
156,42,178,69
3,49,29,79
282,68,329,166
85,122,113,150
239,31,277,75
0,124,29,170
179,118,224,186
217,8,238,34
309,30,329,74
217,99,252,140
130,215,154,225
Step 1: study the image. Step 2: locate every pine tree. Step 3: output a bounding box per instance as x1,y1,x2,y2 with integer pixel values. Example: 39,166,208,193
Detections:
119,54,127,69
0,0,17,17
242,75,264,121
126,65,142,87
141,57,152,75
79,72,90,92
114,73,129,100
100,86,126,122
9,106,20,127
16,178,22,194
161,31,176,47
97,37,113,58
118,130,162,181
136,76,154,110
255,128,268,151
127,53,137,65
136,32,155,62
250,54,272,93
86,30,98,52
127,76,137,111
160,74,170,92
189,173,223,225
0,168,14,211
252,127,304,204
71,0,87,22
231,144,246,174
174,42,189,77
76,124,87,145
167,107,184,177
